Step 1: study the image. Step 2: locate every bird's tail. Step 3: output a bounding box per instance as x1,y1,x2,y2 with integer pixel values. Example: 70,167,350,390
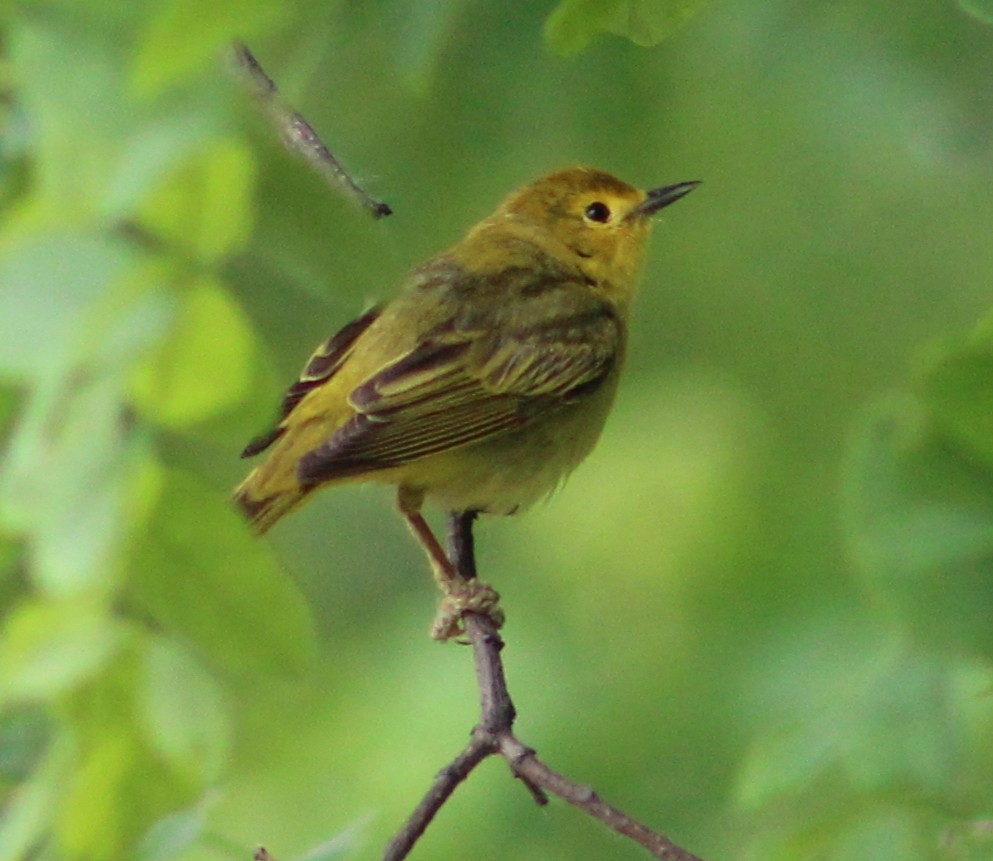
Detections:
233,473,312,535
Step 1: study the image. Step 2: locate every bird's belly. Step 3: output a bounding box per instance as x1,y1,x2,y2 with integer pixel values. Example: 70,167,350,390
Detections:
391,389,616,515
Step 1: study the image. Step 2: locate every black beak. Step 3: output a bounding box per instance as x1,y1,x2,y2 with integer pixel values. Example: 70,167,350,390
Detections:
631,180,701,218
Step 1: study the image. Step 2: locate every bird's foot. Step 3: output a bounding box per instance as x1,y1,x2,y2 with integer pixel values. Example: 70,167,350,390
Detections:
430,578,505,642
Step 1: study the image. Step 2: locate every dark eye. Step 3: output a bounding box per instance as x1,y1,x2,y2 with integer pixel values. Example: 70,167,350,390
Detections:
584,201,611,223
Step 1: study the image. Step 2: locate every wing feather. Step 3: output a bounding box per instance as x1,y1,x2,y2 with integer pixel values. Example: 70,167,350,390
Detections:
241,306,381,458
298,300,620,484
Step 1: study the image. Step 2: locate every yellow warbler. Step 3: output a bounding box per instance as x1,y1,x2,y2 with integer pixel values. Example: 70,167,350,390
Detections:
235,167,698,637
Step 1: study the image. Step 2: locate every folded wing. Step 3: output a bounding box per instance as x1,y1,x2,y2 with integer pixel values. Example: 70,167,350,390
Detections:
298,304,620,484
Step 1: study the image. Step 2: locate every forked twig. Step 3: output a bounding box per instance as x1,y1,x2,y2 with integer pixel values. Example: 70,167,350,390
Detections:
380,511,704,861
229,42,392,219
256,516,707,861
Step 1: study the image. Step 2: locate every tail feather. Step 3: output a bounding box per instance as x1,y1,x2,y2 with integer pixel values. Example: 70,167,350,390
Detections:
233,479,311,535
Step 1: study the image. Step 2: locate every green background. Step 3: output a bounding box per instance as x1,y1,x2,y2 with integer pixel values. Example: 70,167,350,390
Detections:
2,1,993,860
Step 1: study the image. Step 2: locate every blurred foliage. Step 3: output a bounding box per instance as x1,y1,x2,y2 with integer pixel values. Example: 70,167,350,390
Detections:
1,2,993,861
958,0,993,26
545,0,710,55
0,3,316,859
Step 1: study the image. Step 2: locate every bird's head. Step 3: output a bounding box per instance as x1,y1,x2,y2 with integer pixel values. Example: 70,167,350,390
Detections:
495,167,699,297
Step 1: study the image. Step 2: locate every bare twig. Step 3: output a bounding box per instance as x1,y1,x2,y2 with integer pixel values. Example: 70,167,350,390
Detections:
501,733,697,859
378,512,705,861
381,733,493,861
229,42,392,219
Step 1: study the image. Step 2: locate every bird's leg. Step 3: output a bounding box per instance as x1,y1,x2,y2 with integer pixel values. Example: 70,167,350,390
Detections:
397,490,503,641
442,510,506,639
446,510,479,579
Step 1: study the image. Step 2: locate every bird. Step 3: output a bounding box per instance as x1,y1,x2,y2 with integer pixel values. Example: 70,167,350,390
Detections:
235,167,699,638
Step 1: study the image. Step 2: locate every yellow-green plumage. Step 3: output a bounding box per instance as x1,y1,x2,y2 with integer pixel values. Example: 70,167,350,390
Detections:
235,167,698,534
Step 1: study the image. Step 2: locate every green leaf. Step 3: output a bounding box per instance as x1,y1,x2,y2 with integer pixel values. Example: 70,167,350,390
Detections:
129,469,316,675
545,0,626,55
292,827,368,861
0,735,73,861
51,650,208,860
10,7,228,223
736,726,841,811
843,396,993,658
545,0,707,55
0,244,171,599
920,322,993,470
828,806,929,861
130,277,255,428
742,804,937,861
99,108,224,222
0,385,21,433
57,727,194,861
10,13,126,220
736,639,963,808
0,534,20,590
138,636,230,782
0,369,160,598
138,138,256,263
0,231,135,378
381,0,468,93
0,707,50,785
958,0,993,25
0,600,127,704
607,0,709,46
942,817,993,861
136,803,206,861
131,0,288,98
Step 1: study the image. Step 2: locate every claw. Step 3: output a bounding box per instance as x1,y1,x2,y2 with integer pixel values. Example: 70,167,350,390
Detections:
431,579,504,641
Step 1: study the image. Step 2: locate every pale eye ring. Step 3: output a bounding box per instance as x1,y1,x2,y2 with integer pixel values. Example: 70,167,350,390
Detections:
584,201,611,223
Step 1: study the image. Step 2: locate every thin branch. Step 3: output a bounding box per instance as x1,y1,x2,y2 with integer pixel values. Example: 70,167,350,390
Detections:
381,734,494,861
448,512,517,733
228,42,392,219
501,734,699,860
378,513,705,861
